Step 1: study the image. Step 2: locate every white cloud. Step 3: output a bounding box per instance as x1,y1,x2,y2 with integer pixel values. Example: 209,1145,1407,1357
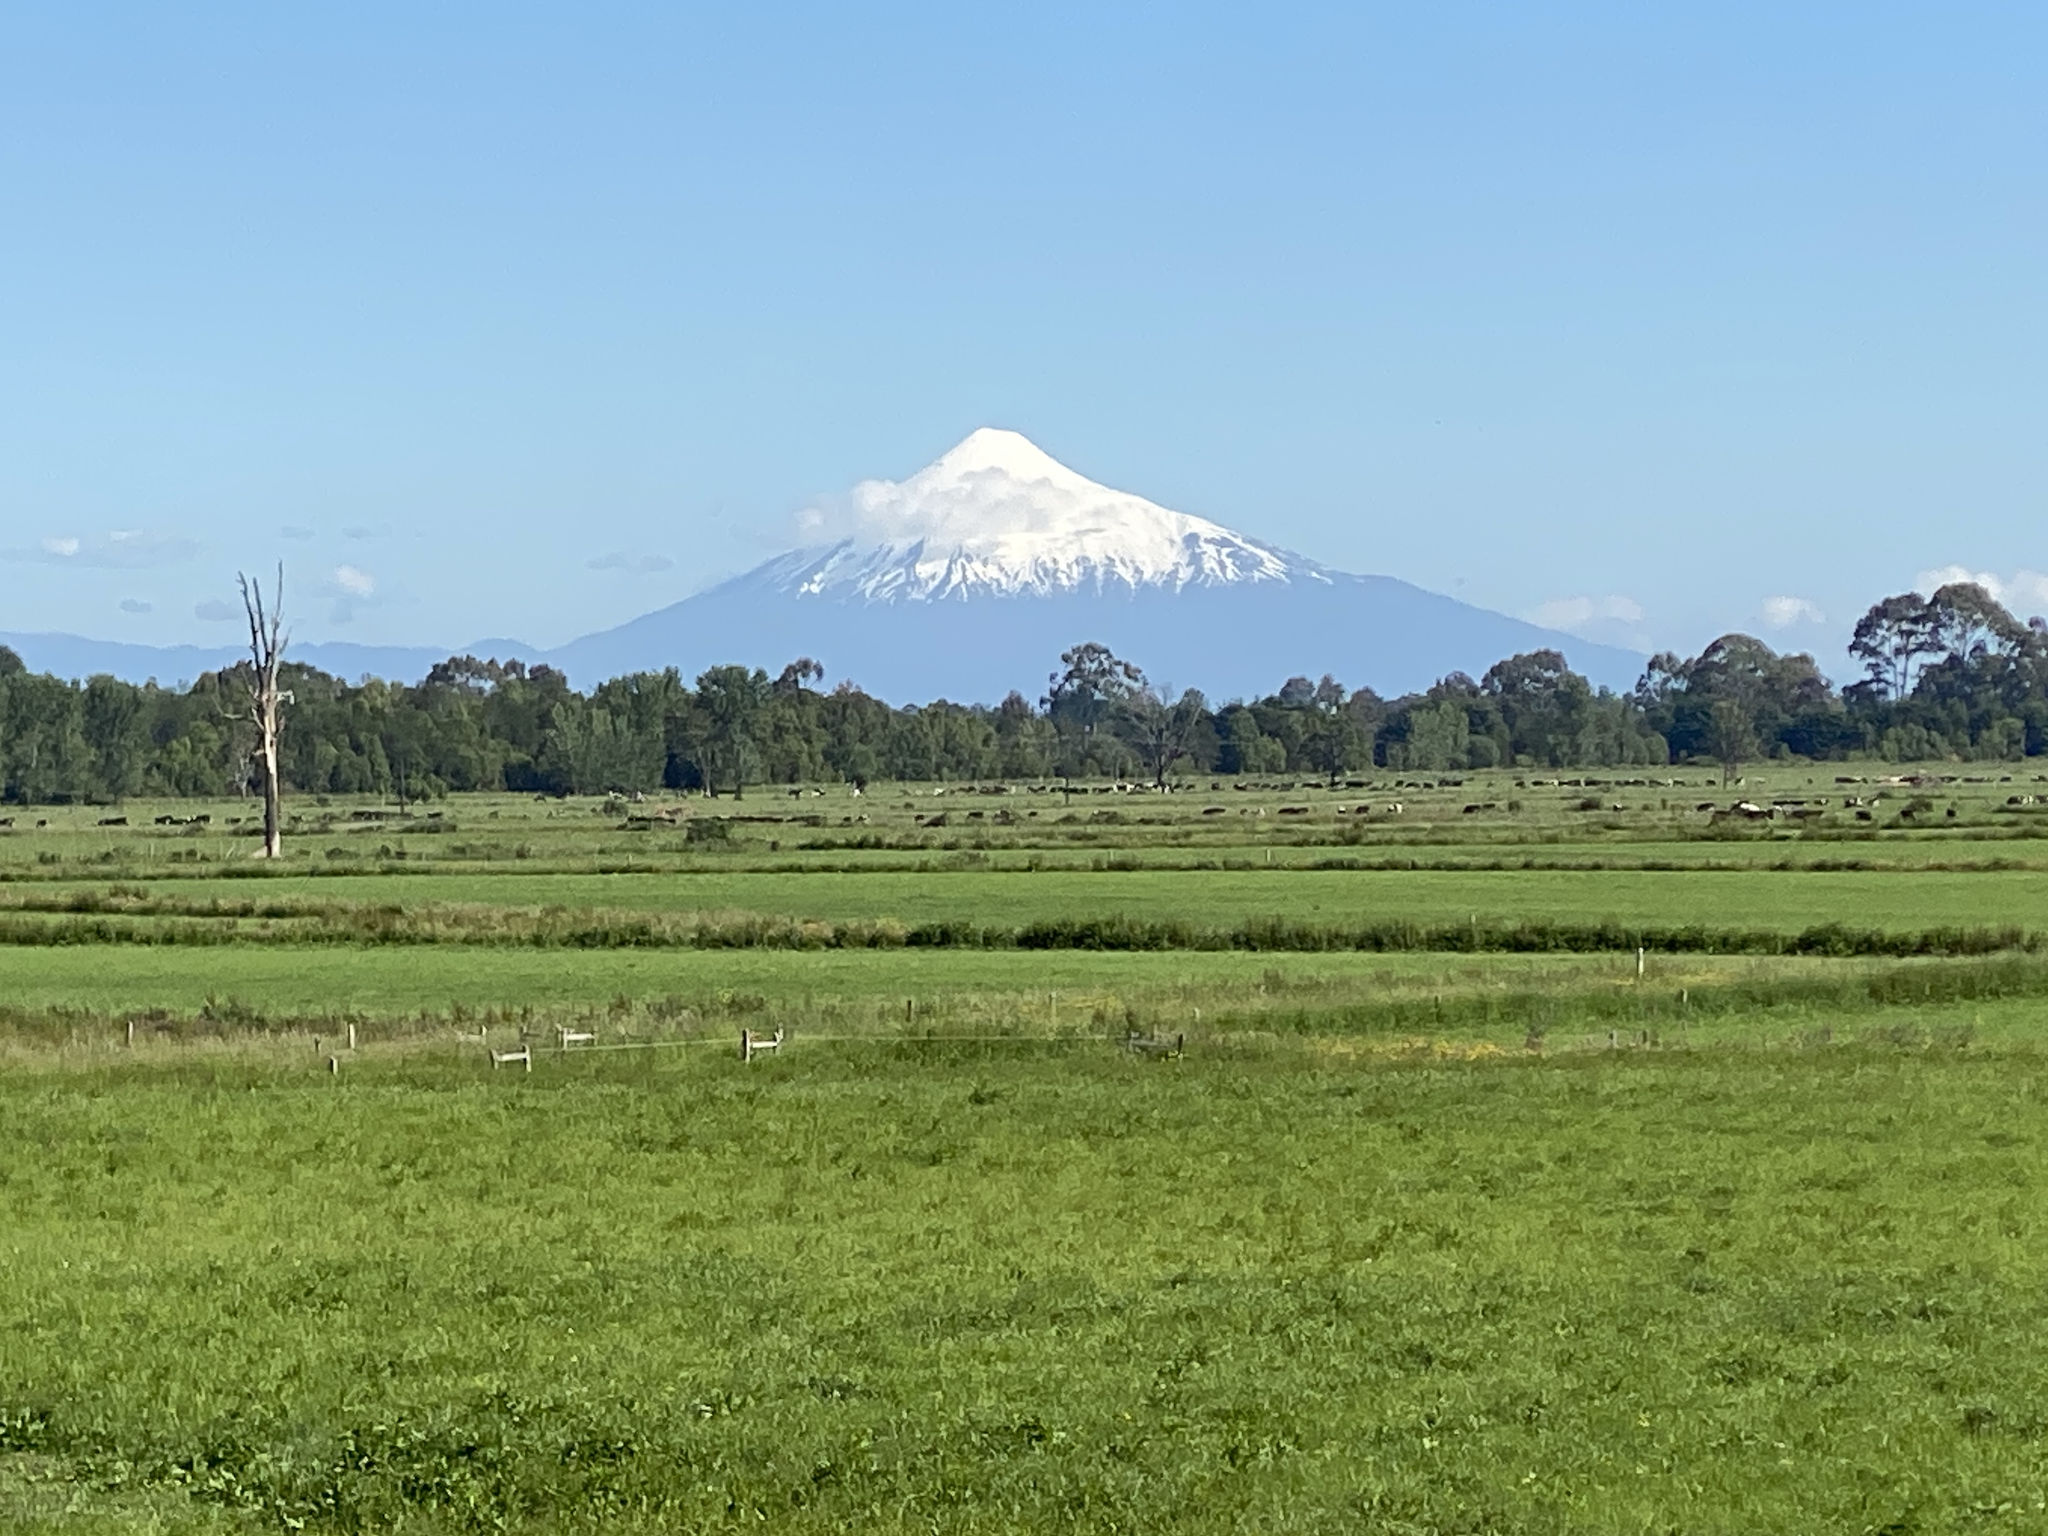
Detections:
119,598,152,615
1521,594,1652,655
1525,594,1645,632
322,563,386,625
194,599,236,623
1760,595,1825,629
1915,565,2048,616
4,530,198,569
280,525,316,541
588,551,676,573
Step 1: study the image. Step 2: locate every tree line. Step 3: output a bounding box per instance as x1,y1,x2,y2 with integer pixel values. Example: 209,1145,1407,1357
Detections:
2,579,2045,805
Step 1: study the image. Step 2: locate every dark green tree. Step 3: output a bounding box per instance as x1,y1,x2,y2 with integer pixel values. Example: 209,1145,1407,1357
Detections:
1044,642,1142,778
1849,593,1942,702
690,665,772,798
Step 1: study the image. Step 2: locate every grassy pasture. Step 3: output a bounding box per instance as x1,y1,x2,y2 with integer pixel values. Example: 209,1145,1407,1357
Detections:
21,862,2042,934
5,1039,2048,1533
14,945,2048,1061
5,763,2048,881
6,945,2048,1051
4,945,1626,1017
7,769,2048,1530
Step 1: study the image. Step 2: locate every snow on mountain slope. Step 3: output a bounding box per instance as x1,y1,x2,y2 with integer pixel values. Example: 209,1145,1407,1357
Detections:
765,428,1318,602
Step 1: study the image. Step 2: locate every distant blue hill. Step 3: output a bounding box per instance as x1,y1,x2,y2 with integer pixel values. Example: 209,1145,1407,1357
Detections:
0,633,532,689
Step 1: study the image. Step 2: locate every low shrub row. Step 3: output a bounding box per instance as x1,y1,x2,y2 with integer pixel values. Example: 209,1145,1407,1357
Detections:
0,903,2036,958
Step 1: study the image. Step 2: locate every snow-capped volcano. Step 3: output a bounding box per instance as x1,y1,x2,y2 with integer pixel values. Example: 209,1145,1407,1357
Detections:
541,428,1647,700
767,428,1315,602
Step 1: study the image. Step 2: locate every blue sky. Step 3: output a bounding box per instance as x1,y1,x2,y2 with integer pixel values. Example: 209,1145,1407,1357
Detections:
3,3,2043,664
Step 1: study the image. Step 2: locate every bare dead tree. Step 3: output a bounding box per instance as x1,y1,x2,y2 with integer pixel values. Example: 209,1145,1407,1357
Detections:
233,566,290,858
1121,683,1207,789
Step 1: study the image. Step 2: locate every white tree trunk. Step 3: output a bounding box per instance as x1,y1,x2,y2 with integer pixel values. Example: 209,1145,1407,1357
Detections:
238,567,289,859
259,731,282,858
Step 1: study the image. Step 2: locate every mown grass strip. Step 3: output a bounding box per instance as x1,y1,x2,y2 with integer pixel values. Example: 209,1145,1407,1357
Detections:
7,953,2048,1052
1226,954,2048,1041
9,842,2048,886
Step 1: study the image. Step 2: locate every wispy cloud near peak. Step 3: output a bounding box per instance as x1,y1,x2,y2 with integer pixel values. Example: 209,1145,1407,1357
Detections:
4,530,200,570
1760,595,1824,629
1916,565,2048,617
588,551,676,574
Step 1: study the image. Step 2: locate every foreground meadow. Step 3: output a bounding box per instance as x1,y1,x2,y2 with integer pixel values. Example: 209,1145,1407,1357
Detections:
5,1033,2048,1534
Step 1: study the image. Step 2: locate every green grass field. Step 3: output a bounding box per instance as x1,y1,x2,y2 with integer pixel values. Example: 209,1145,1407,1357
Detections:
6,770,2048,1531
2,945,1609,1015
25,862,2042,932
5,1042,2047,1533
